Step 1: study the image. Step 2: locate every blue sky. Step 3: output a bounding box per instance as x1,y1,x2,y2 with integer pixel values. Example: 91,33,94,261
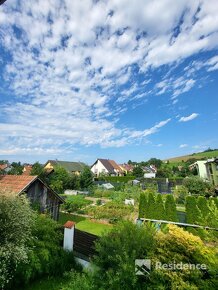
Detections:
0,0,218,165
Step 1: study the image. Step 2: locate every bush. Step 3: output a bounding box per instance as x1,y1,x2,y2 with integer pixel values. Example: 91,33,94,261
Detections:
146,191,156,218
63,195,92,213
0,193,35,289
138,193,147,218
183,176,212,196
96,176,135,183
186,196,201,224
165,194,178,222
88,201,133,222
155,194,165,220
173,185,189,204
13,214,78,287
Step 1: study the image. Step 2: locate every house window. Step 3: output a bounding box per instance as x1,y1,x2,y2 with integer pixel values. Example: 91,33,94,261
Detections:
102,169,106,173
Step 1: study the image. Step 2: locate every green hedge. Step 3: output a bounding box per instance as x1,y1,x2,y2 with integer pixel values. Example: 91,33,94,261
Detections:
95,176,135,183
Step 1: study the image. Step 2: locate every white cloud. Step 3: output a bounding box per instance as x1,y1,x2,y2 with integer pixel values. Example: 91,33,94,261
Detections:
179,144,188,148
179,113,199,122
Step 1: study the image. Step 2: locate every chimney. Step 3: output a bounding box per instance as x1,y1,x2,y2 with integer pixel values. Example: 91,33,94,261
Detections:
63,221,76,251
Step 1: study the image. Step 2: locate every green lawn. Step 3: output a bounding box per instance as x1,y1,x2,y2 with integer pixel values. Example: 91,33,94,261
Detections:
58,212,113,236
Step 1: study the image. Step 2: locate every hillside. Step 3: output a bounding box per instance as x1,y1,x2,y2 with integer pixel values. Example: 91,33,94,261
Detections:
165,149,218,163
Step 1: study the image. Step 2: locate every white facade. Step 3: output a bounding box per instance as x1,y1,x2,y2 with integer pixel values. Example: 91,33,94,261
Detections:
91,160,109,176
192,161,208,180
63,227,74,251
144,172,156,178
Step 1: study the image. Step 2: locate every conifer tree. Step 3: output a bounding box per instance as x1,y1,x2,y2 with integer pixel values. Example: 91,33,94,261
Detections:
139,193,147,218
186,196,201,224
155,194,165,220
165,194,178,222
197,196,210,218
147,191,156,219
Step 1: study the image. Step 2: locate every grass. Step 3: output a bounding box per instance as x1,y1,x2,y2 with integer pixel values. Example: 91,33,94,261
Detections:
165,150,218,163
58,212,113,236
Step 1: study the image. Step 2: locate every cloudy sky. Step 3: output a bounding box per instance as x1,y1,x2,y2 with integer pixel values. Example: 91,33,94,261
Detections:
0,0,218,164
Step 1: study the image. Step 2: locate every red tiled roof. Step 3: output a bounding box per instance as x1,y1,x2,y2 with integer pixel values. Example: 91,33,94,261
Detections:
22,165,33,176
64,221,76,229
0,175,37,194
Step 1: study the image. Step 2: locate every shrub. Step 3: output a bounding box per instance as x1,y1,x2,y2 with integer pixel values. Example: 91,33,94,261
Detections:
146,191,156,218
183,176,212,196
13,214,78,287
173,185,189,204
186,196,201,224
155,194,165,220
0,193,35,289
165,194,178,222
63,195,92,213
138,193,147,218
197,196,211,217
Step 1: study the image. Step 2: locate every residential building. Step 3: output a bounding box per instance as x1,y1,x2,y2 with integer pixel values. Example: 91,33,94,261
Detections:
0,175,64,220
189,161,208,180
91,159,123,176
22,164,33,175
0,163,12,173
44,160,86,175
119,163,134,174
143,165,157,178
205,158,218,186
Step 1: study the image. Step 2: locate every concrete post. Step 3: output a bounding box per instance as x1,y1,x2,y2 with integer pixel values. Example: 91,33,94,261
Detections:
63,221,76,251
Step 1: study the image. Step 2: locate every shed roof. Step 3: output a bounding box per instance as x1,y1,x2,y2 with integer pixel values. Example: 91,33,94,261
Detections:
0,175,37,194
0,175,64,203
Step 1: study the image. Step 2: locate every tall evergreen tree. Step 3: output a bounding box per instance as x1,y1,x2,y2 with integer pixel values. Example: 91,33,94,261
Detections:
165,194,178,222
146,191,156,219
186,196,201,224
197,196,211,218
139,193,147,218
155,194,165,220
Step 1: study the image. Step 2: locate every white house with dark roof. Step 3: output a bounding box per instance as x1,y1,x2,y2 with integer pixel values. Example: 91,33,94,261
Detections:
91,158,123,177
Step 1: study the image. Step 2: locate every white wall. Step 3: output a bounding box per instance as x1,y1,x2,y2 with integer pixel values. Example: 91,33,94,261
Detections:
196,161,208,180
91,160,108,176
144,173,156,178
63,227,74,251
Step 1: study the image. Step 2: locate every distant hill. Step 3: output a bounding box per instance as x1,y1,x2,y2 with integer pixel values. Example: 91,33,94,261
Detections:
164,149,218,163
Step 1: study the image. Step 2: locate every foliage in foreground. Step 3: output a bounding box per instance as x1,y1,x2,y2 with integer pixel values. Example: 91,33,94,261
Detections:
13,214,78,288
0,193,79,289
0,192,35,289
92,221,218,290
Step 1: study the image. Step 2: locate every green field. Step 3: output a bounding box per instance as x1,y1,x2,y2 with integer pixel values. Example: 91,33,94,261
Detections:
165,150,218,163
59,212,113,236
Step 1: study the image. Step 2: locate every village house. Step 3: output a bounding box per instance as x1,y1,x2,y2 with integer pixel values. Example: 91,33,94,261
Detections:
0,163,12,173
0,175,64,220
119,163,134,175
143,165,157,178
91,158,123,177
189,160,208,180
22,164,33,175
44,160,87,175
205,157,218,187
